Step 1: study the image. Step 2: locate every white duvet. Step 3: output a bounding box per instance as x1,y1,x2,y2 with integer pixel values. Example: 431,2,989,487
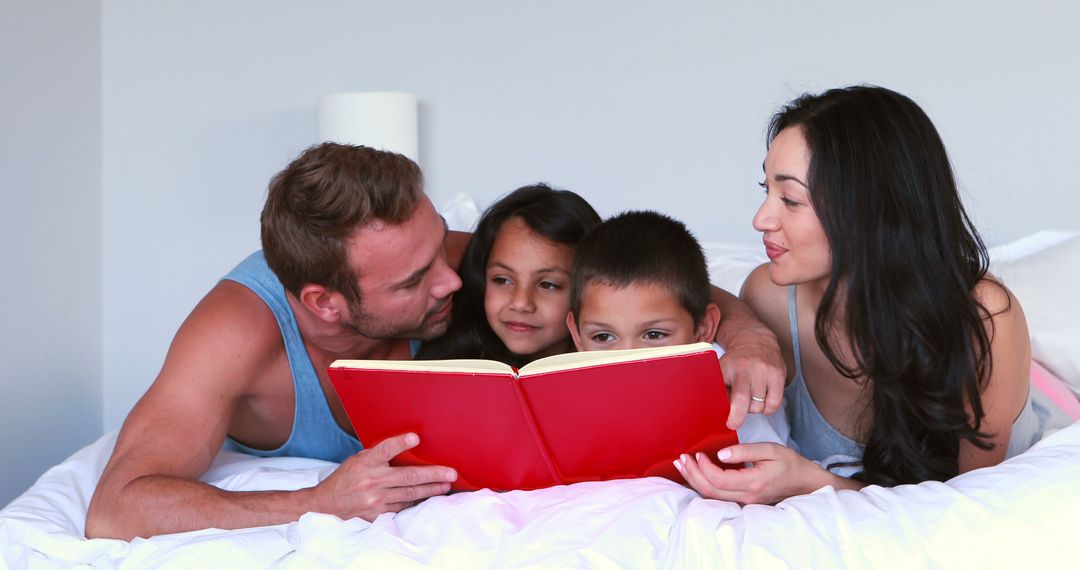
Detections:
2,421,1078,569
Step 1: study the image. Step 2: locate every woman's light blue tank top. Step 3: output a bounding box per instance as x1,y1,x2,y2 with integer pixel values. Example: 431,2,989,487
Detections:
221,251,363,463
783,285,1064,466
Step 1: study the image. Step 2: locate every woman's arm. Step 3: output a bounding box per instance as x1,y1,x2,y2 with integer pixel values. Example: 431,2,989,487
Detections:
682,266,863,505
958,279,1032,472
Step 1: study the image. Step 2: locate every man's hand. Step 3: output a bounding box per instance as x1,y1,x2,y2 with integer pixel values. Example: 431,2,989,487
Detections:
719,330,786,428
710,286,786,429
311,433,457,520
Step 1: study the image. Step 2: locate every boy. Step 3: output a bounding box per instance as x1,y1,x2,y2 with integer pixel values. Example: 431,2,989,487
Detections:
566,210,789,447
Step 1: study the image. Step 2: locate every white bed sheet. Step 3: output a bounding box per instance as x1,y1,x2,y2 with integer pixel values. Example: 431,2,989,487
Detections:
2,421,1078,569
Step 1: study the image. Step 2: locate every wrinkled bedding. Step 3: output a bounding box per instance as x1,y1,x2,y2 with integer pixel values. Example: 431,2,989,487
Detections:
2,422,1078,568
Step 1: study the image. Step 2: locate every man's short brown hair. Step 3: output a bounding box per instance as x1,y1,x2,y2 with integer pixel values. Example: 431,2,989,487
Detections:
260,142,423,301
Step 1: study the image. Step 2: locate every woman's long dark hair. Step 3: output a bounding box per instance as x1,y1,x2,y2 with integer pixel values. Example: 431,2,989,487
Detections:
769,85,1001,486
416,184,601,368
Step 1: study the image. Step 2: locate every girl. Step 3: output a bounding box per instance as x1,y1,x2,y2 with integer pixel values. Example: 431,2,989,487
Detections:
678,85,1071,503
418,184,601,367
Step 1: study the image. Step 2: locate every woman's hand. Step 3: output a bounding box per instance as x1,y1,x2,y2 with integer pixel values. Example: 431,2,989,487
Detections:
674,443,836,505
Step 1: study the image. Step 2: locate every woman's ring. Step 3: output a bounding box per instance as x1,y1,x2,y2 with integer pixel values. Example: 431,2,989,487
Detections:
750,395,766,403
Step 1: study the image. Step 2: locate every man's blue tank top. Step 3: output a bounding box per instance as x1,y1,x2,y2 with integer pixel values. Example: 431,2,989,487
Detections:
220,251,363,463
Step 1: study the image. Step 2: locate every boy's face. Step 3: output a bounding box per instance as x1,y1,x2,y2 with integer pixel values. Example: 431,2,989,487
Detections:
568,282,718,351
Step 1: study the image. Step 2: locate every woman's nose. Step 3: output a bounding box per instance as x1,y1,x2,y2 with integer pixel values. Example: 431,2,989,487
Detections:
752,200,778,233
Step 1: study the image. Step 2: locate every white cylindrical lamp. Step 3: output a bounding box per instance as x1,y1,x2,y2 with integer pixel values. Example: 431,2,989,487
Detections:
317,92,419,164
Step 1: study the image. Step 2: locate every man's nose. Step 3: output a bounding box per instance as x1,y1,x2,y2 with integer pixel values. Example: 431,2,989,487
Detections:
433,260,462,299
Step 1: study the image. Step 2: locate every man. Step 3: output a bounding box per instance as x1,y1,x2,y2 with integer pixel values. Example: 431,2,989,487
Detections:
86,143,783,540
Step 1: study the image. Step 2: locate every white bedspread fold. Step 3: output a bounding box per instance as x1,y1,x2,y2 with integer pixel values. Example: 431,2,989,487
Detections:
3,422,1078,568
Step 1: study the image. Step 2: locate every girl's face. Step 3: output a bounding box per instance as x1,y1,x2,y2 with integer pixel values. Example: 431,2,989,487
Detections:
753,126,831,288
484,216,575,360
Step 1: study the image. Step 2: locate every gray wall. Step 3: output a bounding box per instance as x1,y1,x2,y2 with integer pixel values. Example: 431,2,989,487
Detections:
0,1,103,506
3,2,1079,495
100,0,1080,431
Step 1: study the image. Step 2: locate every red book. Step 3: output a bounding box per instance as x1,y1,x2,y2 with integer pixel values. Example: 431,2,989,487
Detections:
327,342,738,491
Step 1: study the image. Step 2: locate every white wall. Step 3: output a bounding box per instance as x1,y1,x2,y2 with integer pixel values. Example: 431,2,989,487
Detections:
100,0,1080,430
0,1,103,506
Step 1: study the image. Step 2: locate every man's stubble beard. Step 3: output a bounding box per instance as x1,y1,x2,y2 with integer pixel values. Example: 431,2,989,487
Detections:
342,297,452,341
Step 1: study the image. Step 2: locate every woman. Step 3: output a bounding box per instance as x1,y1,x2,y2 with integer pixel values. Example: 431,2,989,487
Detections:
677,85,1068,503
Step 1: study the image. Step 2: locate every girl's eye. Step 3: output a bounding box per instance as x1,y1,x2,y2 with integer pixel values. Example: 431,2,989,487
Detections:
781,197,800,207
643,330,667,340
539,281,562,291
490,276,511,286
591,333,614,343
758,181,768,194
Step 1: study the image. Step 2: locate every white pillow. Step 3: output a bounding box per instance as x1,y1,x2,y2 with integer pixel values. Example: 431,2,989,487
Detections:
702,242,767,296
991,234,1080,396
439,193,482,232
988,230,1080,263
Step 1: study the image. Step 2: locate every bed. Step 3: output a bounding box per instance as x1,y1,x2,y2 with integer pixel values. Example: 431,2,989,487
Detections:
3,228,1078,569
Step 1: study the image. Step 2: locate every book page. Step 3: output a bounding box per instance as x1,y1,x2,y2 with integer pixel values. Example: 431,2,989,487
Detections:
328,358,559,491
516,342,737,485
329,358,514,375
518,342,713,376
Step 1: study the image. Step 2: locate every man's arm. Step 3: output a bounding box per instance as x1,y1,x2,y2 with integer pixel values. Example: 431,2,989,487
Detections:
86,283,455,540
445,230,471,271
710,285,786,429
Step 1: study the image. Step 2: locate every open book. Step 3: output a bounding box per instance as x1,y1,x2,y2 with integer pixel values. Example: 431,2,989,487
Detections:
327,342,738,491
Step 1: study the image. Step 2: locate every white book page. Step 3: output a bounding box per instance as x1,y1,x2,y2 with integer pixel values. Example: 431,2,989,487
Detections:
329,358,514,375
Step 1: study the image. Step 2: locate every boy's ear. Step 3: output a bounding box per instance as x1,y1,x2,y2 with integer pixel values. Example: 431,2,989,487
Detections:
298,284,346,323
694,303,722,343
566,312,586,351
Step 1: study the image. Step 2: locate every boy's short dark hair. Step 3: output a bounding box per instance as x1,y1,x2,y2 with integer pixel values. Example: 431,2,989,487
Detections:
570,210,711,323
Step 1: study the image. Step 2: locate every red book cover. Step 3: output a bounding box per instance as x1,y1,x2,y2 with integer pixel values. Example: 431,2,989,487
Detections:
327,342,738,491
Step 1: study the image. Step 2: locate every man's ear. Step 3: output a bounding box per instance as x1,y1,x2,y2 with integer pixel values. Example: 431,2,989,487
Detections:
566,312,586,351
694,303,721,343
298,284,346,323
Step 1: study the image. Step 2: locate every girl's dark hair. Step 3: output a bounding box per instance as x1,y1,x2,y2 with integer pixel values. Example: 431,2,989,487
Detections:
769,85,1000,486
416,184,601,368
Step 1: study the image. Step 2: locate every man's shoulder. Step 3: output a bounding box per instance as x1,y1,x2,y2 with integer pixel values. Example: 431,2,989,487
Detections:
178,280,287,372
209,278,279,318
